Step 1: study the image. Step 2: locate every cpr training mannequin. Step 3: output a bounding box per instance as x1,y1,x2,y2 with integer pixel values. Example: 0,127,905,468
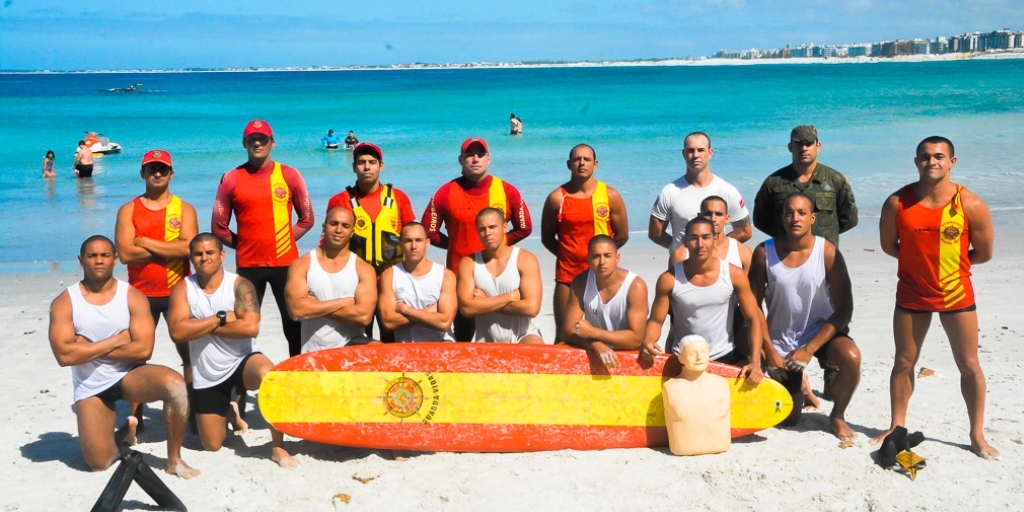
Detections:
662,334,731,455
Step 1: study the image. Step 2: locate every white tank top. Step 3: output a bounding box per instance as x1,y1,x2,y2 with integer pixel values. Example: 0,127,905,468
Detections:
300,250,366,353
725,238,742,269
68,280,137,402
668,260,735,360
764,236,834,357
185,272,259,389
583,270,637,333
392,261,455,342
472,248,542,343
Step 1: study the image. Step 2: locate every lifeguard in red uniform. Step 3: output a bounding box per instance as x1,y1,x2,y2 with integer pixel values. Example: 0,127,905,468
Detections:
115,148,199,429
874,136,999,460
325,142,416,341
422,137,532,341
212,120,315,357
541,144,629,342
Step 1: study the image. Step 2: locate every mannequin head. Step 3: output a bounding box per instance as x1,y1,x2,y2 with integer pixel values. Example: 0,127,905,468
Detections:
678,335,709,373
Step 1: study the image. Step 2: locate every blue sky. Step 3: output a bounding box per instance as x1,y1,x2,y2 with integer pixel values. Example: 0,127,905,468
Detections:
1,1,1019,70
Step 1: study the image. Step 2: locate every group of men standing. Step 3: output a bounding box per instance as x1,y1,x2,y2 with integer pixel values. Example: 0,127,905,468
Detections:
48,120,999,479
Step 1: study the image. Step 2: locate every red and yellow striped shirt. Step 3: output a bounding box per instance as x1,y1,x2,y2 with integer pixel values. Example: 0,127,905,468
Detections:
896,184,974,311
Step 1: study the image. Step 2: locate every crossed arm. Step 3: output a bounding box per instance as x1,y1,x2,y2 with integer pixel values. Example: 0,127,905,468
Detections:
378,266,457,332
457,251,542,318
167,275,261,344
284,254,376,327
116,201,198,265
49,286,156,367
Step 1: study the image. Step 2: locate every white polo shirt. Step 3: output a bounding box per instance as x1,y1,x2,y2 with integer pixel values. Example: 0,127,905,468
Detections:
650,174,749,250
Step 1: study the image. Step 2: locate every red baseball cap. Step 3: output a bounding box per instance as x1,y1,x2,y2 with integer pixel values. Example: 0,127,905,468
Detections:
353,142,383,162
461,137,489,154
141,149,172,167
243,120,274,139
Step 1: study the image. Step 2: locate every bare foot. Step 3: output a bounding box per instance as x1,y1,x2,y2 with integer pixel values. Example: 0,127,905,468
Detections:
229,401,248,435
272,447,298,469
870,428,895,447
117,416,139,447
830,415,858,442
166,458,201,480
972,439,1000,460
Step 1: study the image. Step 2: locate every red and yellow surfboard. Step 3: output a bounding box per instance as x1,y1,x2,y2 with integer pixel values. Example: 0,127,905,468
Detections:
259,344,792,452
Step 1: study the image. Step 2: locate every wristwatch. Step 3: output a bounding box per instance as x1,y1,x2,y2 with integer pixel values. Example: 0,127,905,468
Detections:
216,311,227,327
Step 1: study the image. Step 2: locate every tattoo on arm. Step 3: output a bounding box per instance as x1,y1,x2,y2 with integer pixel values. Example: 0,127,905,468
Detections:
235,279,260,313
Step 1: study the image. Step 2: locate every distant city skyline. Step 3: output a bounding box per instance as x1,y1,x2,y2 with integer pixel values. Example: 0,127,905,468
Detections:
2,1,1022,71
713,28,1023,60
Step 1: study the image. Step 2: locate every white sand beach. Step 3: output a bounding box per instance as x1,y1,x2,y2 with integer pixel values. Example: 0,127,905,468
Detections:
2,230,1021,511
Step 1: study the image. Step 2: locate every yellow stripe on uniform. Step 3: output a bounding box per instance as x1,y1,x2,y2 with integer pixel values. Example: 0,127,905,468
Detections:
260,371,787,431
591,181,611,236
269,163,292,259
938,188,966,308
488,177,508,244
164,195,186,288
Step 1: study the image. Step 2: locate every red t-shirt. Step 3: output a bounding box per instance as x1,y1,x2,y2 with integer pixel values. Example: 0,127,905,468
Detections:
212,160,314,268
422,175,532,270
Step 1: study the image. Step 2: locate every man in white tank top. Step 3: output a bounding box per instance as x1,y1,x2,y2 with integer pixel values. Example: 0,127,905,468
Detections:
748,193,860,441
379,222,457,341
640,218,766,386
167,233,297,468
48,235,198,478
457,208,544,343
285,207,377,351
562,235,648,369
670,195,752,272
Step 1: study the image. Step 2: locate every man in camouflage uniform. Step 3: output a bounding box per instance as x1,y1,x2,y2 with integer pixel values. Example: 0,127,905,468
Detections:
752,125,858,247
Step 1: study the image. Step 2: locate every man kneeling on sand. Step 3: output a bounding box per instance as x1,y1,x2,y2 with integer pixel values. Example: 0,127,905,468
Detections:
562,235,648,368
748,193,861,441
48,235,198,478
457,208,544,343
640,217,765,385
167,233,297,468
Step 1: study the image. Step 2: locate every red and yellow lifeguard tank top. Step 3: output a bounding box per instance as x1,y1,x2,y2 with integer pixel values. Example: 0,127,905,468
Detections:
127,195,190,297
895,184,974,311
443,176,507,270
234,162,298,268
555,181,613,283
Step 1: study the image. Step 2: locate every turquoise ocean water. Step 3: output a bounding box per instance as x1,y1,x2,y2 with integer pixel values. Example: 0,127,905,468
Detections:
1,60,1022,272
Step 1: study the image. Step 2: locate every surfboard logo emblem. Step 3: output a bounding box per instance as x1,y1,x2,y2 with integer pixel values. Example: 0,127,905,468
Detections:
383,376,424,419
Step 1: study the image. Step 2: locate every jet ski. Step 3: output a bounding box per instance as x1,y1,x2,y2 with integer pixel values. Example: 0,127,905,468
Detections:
101,83,146,93
77,132,123,155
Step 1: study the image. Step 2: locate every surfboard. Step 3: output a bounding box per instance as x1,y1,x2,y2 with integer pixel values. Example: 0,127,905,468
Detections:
258,343,792,452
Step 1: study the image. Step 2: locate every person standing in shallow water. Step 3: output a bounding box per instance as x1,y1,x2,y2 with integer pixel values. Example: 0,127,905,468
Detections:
872,136,999,460
42,150,56,178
